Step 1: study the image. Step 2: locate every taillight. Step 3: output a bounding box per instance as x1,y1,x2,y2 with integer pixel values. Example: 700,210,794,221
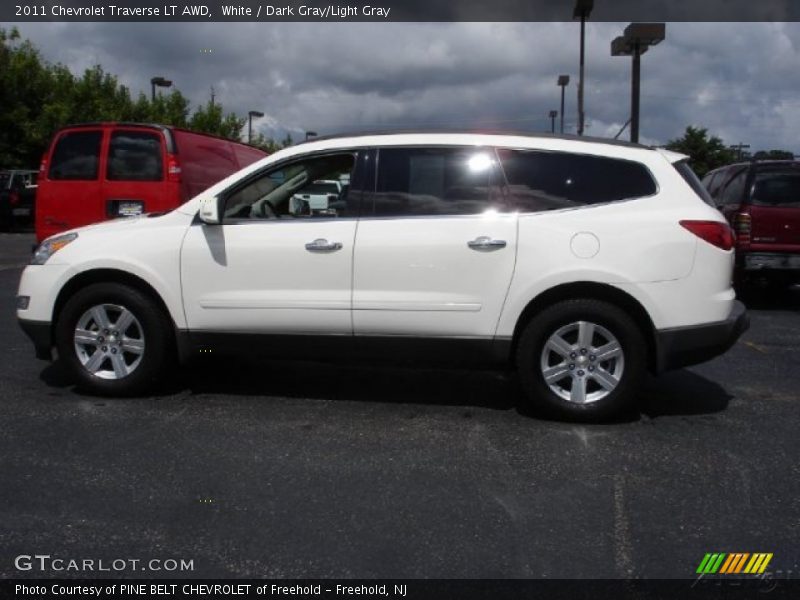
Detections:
8,190,19,206
167,154,182,182
680,220,735,251
733,210,751,248
39,153,47,176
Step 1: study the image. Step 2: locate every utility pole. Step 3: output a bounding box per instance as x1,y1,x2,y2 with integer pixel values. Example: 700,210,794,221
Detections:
210,86,216,107
549,110,558,133
729,143,750,160
573,0,594,136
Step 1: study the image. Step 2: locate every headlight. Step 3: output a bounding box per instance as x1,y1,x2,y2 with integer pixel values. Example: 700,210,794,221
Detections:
31,233,78,265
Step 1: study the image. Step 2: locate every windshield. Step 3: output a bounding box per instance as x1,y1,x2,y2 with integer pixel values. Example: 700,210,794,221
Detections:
751,169,800,208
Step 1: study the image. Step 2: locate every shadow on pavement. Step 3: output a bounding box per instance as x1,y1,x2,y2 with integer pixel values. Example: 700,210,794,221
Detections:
639,369,732,418
39,354,733,420
738,283,799,311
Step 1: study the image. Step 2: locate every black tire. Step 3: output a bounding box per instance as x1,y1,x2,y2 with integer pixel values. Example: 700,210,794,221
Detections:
55,282,174,396
515,298,647,422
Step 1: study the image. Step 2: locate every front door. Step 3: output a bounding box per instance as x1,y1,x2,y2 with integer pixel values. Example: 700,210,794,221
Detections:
180,151,361,336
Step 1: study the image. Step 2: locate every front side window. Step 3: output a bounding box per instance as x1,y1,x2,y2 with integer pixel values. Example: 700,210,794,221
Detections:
497,148,657,212
107,131,163,181
751,168,800,208
373,147,503,217
49,131,102,180
223,153,355,221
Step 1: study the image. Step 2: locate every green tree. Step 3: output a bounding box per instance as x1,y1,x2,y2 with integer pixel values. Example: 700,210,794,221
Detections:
0,27,265,168
753,149,795,160
665,126,736,177
189,99,245,140
250,131,292,153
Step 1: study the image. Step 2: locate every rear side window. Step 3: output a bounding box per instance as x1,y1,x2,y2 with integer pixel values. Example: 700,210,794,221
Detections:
497,149,656,212
751,169,800,208
49,131,102,180
674,160,714,206
720,168,748,206
373,147,503,217
107,131,163,181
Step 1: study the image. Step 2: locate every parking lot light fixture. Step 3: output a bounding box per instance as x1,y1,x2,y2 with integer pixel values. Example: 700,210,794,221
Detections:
548,110,558,133
150,76,172,101
248,110,265,144
611,22,666,143
573,0,593,136
557,75,570,134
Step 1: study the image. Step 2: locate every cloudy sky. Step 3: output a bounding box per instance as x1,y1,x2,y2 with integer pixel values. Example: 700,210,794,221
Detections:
12,21,800,153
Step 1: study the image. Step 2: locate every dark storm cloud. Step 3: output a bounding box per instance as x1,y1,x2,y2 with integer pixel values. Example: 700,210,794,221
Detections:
13,22,800,153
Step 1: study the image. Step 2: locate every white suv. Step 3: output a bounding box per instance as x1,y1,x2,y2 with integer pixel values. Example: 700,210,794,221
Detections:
16,132,748,420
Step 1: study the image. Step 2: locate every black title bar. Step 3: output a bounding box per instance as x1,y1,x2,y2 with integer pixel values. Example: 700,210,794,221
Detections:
3,579,800,600
4,0,800,22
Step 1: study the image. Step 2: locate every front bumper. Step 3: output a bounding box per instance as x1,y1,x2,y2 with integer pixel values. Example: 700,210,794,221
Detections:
18,318,53,360
654,301,749,372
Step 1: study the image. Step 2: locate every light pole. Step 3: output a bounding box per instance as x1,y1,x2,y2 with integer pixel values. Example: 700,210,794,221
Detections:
248,110,264,144
573,0,593,136
611,23,665,143
557,75,570,134
305,131,318,141
548,110,558,134
150,76,172,101
729,143,750,160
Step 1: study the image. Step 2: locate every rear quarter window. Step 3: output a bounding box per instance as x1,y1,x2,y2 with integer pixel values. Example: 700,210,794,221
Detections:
497,149,656,212
49,130,103,180
674,160,715,206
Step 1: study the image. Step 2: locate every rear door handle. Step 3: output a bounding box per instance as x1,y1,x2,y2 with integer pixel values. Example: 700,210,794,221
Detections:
305,238,343,252
467,236,507,250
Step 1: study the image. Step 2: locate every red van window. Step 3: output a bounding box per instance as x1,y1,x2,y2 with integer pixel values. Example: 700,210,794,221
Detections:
49,130,102,180
107,131,164,181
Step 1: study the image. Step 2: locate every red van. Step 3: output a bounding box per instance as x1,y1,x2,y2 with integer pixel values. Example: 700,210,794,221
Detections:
35,123,268,242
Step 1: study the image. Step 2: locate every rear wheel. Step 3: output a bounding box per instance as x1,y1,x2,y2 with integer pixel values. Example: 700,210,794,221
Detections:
55,283,174,396
516,299,647,421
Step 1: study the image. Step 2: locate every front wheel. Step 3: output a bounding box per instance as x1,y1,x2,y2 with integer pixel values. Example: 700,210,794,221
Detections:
516,299,647,421
55,283,174,396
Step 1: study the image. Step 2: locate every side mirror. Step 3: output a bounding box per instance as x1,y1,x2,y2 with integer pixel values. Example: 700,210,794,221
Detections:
199,195,221,224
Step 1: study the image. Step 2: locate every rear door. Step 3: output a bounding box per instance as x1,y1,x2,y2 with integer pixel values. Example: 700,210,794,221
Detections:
38,128,104,240
748,165,800,251
352,146,517,339
103,128,169,218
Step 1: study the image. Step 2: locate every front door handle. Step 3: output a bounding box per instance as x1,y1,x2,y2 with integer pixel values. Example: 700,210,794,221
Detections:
305,238,343,252
467,236,507,250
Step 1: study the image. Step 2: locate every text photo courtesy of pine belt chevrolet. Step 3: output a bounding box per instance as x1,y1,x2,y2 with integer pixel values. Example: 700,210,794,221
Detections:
16,132,749,421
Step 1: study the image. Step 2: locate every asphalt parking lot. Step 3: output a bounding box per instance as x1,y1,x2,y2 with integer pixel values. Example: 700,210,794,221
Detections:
0,231,798,580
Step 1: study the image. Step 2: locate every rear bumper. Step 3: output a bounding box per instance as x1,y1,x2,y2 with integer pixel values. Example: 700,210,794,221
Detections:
739,251,800,271
655,301,749,372
18,318,53,360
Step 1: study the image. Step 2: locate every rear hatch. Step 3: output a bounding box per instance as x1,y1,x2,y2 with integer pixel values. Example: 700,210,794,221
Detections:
748,164,800,252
